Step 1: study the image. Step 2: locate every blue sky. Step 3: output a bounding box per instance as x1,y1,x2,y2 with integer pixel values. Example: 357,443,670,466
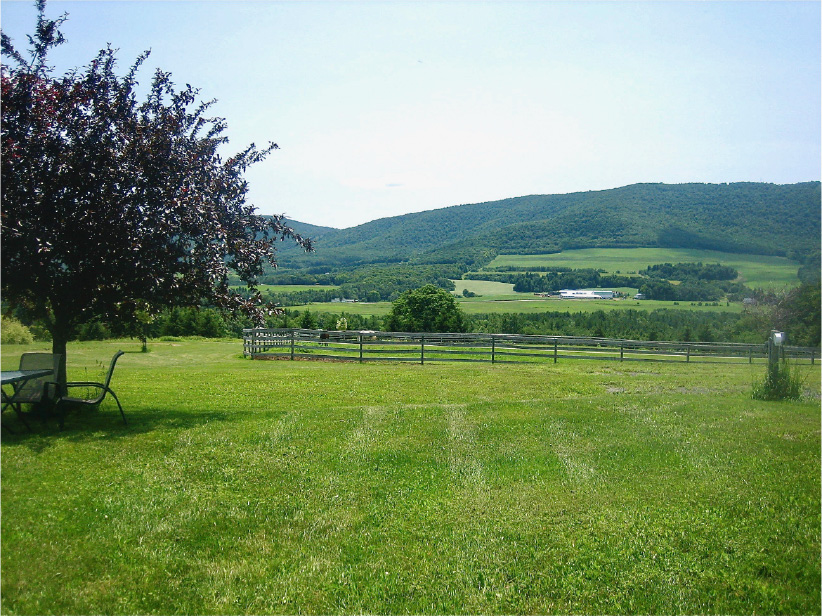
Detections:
2,0,819,229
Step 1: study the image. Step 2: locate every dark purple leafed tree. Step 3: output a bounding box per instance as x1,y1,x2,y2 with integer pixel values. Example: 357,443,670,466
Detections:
1,1,312,385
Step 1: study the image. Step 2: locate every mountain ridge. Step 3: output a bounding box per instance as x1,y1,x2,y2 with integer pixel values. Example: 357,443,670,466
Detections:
275,181,821,269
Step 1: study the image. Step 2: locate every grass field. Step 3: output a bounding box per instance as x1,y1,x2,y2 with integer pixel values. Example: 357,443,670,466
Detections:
2,339,819,614
486,248,801,290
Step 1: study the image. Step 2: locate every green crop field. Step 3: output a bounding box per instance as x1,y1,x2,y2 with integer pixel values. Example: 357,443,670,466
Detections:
2,339,819,614
486,248,801,289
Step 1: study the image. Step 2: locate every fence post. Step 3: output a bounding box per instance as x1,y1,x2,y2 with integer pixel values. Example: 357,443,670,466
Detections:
491,336,496,364
620,342,624,362
420,334,425,365
749,347,752,364
290,330,295,360
553,339,558,364
686,345,690,363
359,333,363,363
812,349,815,366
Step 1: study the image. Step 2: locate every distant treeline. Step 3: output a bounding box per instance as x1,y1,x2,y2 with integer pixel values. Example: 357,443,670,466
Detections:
26,306,245,342
271,307,750,343
468,309,752,343
259,263,461,302
638,279,749,302
638,262,747,301
462,269,642,291
643,262,738,280
485,265,575,273
271,305,788,345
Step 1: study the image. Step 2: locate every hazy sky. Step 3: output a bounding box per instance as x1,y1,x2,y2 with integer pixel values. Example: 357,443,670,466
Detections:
2,1,819,229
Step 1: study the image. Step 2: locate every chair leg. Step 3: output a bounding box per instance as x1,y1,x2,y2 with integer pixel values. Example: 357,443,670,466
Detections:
107,390,127,426
13,403,32,432
55,400,67,431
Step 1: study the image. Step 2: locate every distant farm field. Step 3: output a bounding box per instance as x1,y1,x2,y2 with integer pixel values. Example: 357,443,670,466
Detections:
452,279,515,296
299,279,743,317
450,280,743,313
457,297,744,315
299,297,744,318
486,248,801,289
1,339,819,614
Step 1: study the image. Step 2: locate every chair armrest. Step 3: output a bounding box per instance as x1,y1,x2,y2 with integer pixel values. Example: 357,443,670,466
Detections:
44,381,62,399
65,381,106,389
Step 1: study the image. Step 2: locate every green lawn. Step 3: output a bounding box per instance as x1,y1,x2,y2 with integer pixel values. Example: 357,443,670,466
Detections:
486,248,801,289
2,339,819,614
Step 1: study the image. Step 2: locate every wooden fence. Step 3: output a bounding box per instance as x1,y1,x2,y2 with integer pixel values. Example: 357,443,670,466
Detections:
243,328,819,366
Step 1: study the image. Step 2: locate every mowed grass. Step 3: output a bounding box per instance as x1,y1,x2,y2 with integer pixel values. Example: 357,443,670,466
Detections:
487,248,801,289
2,340,820,614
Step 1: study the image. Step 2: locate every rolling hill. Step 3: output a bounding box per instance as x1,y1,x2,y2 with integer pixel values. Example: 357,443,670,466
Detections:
276,182,821,271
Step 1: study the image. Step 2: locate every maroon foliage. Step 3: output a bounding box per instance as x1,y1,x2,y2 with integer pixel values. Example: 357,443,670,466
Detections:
1,2,311,380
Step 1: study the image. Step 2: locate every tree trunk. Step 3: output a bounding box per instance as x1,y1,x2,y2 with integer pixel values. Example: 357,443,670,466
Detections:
49,318,71,397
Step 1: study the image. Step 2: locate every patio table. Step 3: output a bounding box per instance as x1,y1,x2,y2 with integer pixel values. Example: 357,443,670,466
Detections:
2,369,54,431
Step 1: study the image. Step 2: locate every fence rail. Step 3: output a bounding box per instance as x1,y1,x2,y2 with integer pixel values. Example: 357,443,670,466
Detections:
243,328,819,366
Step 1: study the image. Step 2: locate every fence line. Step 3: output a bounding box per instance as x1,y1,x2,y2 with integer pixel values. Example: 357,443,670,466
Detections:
243,328,818,366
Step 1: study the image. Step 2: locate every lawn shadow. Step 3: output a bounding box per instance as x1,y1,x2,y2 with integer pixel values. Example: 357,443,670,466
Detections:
1,403,235,451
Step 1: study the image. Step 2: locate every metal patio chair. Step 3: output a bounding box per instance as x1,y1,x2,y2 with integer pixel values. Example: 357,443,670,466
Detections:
15,352,61,402
2,352,62,429
56,351,127,429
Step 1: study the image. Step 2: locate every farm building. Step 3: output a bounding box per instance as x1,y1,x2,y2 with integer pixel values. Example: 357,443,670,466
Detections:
559,289,615,299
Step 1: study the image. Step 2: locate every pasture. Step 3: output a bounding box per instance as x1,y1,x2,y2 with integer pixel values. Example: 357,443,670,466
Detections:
485,248,801,289
1,339,819,614
301,291,743,318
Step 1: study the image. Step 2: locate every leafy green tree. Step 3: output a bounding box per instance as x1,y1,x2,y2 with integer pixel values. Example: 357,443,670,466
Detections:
299,310,317,330
384,285,466,333
1,2,311,384
0,316,34,345
775,282,821,347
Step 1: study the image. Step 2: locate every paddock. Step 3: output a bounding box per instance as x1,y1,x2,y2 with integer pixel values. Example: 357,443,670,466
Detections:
243,328,818,366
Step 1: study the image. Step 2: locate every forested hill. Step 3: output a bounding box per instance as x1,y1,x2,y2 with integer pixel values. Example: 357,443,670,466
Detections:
276,182,821,268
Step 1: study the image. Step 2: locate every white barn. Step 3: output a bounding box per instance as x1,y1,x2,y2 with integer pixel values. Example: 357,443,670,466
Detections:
559,289,615,300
